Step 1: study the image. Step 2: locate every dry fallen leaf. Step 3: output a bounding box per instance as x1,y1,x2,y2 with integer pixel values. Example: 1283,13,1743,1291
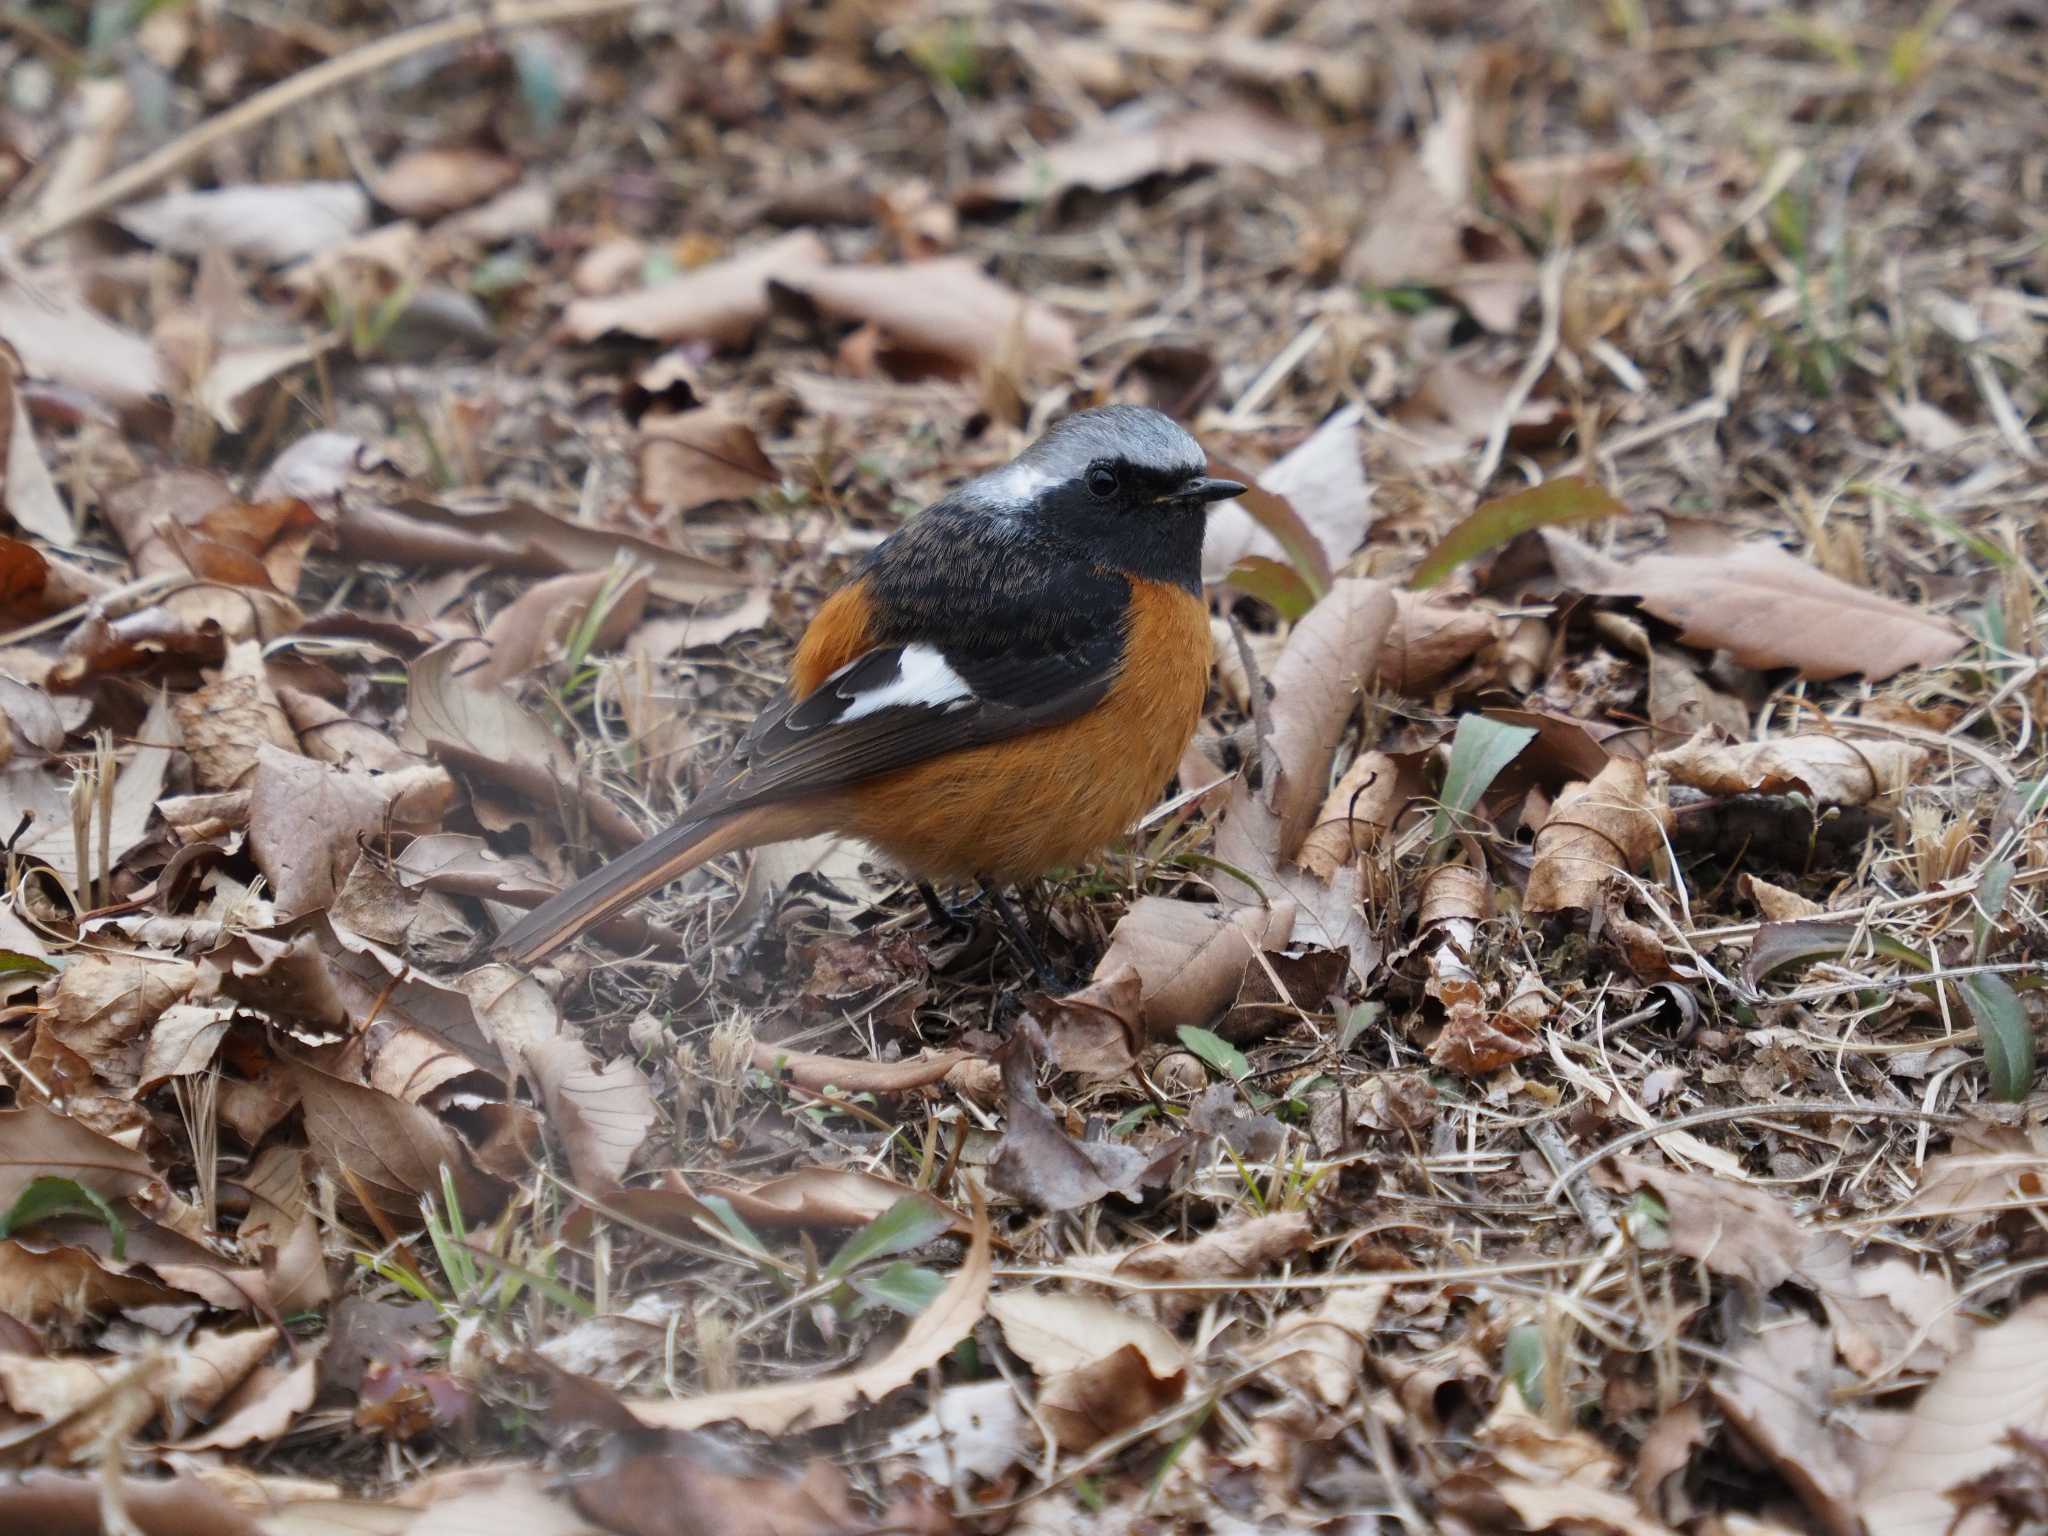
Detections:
617,1187,990,1434
1543,520,1968,682
637,407,779,514
0,269,166,412
989,1029,1188,1212
115,182,371,264
1296,750,1405,880
561,228,829,346
463,567,651,689
1202,408,1369,586
1212,579,1397,977
1653,731,1927,806
1525,757,1670,914
964,98,1317,205
1102,1210,1313,1325
1859,1297,2048,1536
770,258,1078,377
373,148,522,219
1709,1315,1866,1536
987,1289,1187,1450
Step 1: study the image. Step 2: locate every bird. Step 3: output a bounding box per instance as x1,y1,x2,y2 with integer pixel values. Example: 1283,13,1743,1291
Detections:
495,404,1246,973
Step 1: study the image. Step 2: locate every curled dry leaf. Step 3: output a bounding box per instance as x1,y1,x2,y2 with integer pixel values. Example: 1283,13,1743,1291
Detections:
1653,731,1927,806
114,182,371,265
987,1290,1187,1451
618,1187,990,1434
1525,757,1670,914
1062,897,1297,1071
1542,520,1968,682
964,98,1317,205
1213,580,1396,979
1296,750,1404,880
637,407,779,514
373,148,522,219
562,228,829,346
703,1167,964,1235
1102,1210,1313,1325
406,642,643,852
770,258,1078,376
1253,1285,1387,1430
1376,592,1498,694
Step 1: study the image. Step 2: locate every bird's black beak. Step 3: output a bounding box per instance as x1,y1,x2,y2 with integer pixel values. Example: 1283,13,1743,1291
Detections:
1175,475,1248,504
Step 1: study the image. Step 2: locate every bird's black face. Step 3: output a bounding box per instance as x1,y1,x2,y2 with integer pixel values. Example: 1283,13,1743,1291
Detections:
963,405,1247,591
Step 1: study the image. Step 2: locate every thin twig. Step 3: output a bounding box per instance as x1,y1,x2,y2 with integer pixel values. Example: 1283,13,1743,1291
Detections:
1472,246,1568,489
7,0,657,250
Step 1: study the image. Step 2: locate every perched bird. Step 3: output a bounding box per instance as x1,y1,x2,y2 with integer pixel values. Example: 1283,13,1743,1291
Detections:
496,405,1245,971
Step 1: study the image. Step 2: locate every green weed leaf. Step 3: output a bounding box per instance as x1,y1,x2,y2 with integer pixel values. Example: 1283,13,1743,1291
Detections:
1411,476,1629,590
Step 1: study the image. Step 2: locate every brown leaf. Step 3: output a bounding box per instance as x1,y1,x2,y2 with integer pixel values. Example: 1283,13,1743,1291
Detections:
964,98,1316,205
1709,1317,1866,1536
1525,757,1670,913
462,567,651,690
1542,520,1968,682
1297,751,1405,880
1653,731,1927,806
1069,896,1297,1059
1377,592,1499,695
405,641,643,851
459,965,655,1190
247,745,455,917
47,951,202,1093
571,1441,859,1536
637,407,778,514
115,182,371,265
989,1030,1188,1213
3,690,174,883
374,148,522,219
172,641,300,790
288,1057,505,1222
1390,358,1567,466
0,1472,266,1536
0,1102,159,1212
987,1289,1187,1451
0,269,166,412
618,1186,991,1434
702,1167,965,1235
1105,1211,1313,1325
562,228,830,346
174,1349,320,1450
1212,579,1396,976
1202,408,1368,586
770,258,1078,376
1858,1298,2048,1536
335,495,741,598
1253,1286,1387,1430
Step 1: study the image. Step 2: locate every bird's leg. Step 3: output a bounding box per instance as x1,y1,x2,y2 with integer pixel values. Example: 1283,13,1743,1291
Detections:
979,878,1064,992
916,881,970,936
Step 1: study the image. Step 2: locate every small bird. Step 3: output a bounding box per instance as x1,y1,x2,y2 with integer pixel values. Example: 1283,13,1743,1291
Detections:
496,405,1246,970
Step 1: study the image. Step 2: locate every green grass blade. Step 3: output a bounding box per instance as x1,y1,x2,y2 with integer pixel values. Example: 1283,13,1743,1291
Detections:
1411,476,1628,590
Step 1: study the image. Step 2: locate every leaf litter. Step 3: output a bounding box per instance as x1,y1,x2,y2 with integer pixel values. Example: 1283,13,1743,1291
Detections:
0,3,2042,1533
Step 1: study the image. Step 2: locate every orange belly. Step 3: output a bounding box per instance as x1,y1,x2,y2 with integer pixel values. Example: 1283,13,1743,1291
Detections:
834,579,1211,881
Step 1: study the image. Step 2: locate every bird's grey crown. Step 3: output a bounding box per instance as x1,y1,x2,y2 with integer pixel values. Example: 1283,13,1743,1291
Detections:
959,405,1206,511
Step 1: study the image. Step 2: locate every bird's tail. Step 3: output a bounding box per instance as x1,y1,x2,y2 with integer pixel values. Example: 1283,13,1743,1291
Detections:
495,813,748,966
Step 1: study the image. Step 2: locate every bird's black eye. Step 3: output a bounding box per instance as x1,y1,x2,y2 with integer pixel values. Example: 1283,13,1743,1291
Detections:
1086,464,1119,499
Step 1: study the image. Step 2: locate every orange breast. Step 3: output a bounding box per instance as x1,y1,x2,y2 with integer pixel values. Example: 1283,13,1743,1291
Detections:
835,579,1212,881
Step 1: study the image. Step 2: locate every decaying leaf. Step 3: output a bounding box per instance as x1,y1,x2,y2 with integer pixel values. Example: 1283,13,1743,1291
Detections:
964,98,1317,205
561,229,830,345
987,1289,1187,1451
637,407,779,513
1543,521,1968,682
989,1029,1188,1212
1525,758,1670,913
1653,731,1927,806
770,258,1078,376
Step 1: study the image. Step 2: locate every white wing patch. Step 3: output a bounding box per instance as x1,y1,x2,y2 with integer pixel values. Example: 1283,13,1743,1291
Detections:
834,644,976,722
